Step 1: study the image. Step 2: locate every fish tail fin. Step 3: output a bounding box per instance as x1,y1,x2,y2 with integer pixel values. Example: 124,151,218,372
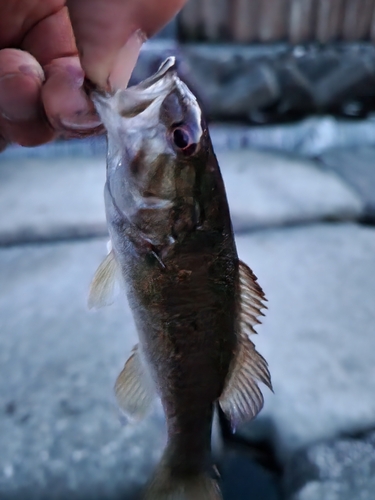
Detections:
143,461,222,500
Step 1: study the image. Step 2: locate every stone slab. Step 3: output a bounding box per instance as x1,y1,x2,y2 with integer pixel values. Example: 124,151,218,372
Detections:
218,150,363,231
319,146,375,217
208,117,375,157
235,223,375,460
0,150,363,244
0,239,279,500
0,157,107,244
284,431,375,500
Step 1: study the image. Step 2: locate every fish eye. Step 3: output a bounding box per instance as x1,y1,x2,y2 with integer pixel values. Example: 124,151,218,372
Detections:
172,127,197,156
173,128,190,148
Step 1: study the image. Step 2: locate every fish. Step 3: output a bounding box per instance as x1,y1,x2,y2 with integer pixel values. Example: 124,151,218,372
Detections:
89,57,272,500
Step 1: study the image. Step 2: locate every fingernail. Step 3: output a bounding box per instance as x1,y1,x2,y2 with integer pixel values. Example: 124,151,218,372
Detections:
63,64,85,89
59,110,102,131
108,29,147,90
19,64,45,81
0,73,40,121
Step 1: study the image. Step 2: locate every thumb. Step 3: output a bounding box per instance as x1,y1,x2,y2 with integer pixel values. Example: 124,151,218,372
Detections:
66,0,186,90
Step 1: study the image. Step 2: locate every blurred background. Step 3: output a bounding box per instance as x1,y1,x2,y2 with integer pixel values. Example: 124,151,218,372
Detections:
1,1,375,499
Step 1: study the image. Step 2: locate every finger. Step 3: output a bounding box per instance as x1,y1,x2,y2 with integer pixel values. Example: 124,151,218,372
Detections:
0,0,65,47
0,48,55,146
42,56,102,138
21,6,77,66
20,6,101,138
67,0,187,89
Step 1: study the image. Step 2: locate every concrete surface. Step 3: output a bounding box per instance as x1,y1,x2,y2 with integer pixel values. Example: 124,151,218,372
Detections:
0,239,158,499
220,150,362,230
0,238,280,500
0,158,107,245
284,431,375,500
319,145,375,218
236,223,375,459
0,149,363,244
1,141,374,500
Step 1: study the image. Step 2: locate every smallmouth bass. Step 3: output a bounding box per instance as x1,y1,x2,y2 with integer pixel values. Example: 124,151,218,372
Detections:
89,57,272,500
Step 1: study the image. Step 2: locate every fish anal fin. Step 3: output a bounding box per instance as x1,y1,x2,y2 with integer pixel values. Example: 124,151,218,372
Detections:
88,249,119,309
115,344,155,421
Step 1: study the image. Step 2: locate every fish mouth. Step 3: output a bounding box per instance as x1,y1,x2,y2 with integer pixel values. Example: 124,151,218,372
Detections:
93,57,179,120
135,56,177,90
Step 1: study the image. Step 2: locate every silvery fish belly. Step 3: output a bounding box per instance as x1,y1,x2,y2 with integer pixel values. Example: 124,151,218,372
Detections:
89,57,272,500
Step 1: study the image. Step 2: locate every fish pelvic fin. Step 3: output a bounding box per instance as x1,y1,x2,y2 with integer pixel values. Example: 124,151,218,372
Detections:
88,248,119,309
143,462,222,500
219,260,273,431
115,344,155,421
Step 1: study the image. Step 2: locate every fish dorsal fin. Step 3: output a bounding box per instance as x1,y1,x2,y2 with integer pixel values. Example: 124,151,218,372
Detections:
115,345,156,421
238,259,267,334
219,260,272,431
88,248,119,309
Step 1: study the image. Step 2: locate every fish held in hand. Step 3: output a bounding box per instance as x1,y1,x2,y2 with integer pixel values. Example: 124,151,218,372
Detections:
89,57,272,500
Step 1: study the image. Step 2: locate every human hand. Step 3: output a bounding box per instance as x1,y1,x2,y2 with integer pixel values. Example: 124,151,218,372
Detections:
0,0,186,149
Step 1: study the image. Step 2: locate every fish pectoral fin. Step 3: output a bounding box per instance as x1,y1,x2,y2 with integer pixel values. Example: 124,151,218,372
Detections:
88,248,119,309
115,344,155,421
219,260,272,431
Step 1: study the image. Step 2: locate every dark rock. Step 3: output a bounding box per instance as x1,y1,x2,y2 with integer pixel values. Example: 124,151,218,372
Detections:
187,43,375,121
274,63,315,116
211,63,281,119
313,55,375,109
293,47,341,82
221,449,281,500
131,41,375,123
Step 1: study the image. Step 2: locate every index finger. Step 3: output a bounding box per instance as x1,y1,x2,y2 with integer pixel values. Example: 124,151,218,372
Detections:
67,0,186,89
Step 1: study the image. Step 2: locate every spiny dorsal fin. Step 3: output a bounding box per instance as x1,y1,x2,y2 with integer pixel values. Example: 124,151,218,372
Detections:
115,345,155,421
239,260,267,334
219,260,272,431
88,249,119,309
